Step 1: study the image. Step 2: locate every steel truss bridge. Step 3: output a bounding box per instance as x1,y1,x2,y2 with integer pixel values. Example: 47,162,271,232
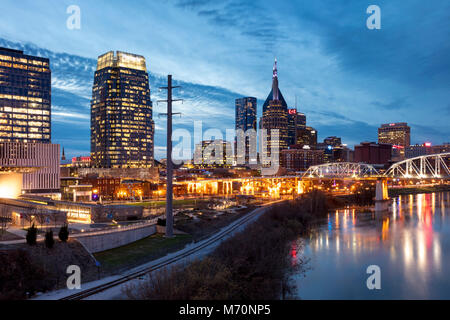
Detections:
384,152,450,179
303,153,450,180
302,162,380,179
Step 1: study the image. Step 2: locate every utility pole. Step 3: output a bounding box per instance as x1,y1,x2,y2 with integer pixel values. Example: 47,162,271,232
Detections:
159,75,182,238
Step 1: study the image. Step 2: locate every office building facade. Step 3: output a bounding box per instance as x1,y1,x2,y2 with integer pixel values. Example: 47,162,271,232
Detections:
0,48,60,196
354,142,392,165
378,122,410,147
0,142,60,194
0,47,51,143
193,140,232,168
235,97,257,164
91,51,154,168
280,147,324,172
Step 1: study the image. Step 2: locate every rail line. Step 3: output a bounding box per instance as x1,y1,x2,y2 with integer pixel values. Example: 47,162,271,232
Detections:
59,202,279,300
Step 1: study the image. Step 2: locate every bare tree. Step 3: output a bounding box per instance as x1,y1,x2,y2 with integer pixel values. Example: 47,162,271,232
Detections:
0,205,11,236
34,207,49,230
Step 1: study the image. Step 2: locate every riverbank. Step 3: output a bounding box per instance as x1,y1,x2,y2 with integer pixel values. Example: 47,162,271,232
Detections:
327,184,450,210
388,184,450,197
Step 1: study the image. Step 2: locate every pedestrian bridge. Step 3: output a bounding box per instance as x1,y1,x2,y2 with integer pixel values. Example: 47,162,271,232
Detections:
302,162,380,179
303,153,450,180
384,152,450,179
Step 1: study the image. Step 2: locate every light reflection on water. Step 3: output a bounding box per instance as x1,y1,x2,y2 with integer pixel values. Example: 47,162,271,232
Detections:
295,192,450,299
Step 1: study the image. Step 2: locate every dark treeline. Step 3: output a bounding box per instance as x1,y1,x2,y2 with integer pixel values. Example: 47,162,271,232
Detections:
126,191,329,300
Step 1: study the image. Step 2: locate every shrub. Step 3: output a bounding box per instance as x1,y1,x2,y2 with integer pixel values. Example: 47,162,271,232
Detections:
0,250,50,299
26,223,37,246
44,230,54,249
58,224,69,242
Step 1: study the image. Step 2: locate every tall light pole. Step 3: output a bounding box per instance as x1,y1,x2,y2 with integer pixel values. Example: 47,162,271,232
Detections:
159,75,182,238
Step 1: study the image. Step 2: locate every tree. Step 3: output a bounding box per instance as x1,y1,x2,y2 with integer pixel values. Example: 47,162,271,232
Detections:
26,224,37,245
45,230,54,249
0,205,11,237
58,224,69,242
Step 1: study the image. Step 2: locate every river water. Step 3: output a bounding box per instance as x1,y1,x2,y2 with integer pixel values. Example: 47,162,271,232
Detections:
295,192,450,299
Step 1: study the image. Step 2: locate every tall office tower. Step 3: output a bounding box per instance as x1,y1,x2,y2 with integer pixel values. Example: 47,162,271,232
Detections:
235,97,257,164
296,126,318,147
0,47,51,143
91,51,155,168
378,123,411,147
288,109,307,147
297,112,306,128
0,47,59,195
260,59,289,165
287,109,297,147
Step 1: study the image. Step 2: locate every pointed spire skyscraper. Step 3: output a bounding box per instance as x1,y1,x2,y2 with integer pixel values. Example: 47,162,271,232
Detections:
262,58,288,114
260,58,290,167
272,58,279,101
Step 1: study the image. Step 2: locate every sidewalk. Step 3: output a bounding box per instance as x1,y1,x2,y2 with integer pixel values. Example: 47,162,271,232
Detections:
6,227,27,238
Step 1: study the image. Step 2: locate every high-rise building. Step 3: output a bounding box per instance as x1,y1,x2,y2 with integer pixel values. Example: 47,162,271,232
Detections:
287,109,297,146
287,109,308,147
297,112,306,127
235,97,257,164
378,123,410,147
193,140,232,168
0,47,60,196
296,126,317,147
91,51,154,168
260,59,289,165
0,47,51,143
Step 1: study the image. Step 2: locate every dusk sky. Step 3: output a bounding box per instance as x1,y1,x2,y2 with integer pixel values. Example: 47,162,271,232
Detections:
0,0,449,157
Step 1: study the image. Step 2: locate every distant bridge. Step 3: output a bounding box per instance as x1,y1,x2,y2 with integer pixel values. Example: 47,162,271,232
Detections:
302,153,450,180
384,152,450,179
302,162,380,179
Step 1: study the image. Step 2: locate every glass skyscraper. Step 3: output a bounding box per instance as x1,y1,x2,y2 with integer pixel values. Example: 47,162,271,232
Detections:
91,51,154,168
235,97,257,164
0,47,51,143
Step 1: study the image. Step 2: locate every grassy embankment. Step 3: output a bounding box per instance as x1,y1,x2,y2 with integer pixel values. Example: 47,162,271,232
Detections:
0,240,98,300
94,234,192,275
125,191,329,300
93,205,256,275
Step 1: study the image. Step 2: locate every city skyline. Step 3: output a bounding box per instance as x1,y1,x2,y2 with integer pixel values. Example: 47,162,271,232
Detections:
1,1,450,304
0,1,449,159
0,40,448,162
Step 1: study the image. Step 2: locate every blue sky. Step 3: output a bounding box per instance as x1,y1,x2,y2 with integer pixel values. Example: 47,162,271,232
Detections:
0,0,449,157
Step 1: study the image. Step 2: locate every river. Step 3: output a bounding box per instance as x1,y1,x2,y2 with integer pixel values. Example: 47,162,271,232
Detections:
295,192,450,299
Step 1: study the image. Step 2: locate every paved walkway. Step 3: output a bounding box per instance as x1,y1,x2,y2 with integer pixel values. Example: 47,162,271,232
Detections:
6,227,27,238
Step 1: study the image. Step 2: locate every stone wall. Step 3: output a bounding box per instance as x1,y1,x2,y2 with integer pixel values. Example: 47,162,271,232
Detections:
74,223,156,253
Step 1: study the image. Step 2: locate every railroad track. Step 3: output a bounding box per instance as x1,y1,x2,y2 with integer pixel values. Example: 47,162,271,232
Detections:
59,202,279,300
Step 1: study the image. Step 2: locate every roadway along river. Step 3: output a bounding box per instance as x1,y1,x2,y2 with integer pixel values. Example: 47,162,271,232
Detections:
295,192,450,299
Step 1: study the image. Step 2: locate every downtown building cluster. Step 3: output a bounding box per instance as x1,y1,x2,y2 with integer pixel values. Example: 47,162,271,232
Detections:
0,46,158,203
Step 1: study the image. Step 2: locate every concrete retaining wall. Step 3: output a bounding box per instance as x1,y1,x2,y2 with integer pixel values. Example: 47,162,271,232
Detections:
74,223,156,253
